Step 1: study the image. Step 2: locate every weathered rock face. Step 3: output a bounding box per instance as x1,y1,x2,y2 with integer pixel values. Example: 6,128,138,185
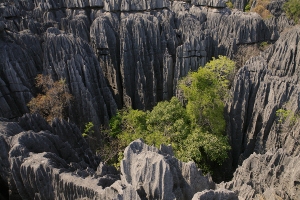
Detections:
0,31,41,120
267,0,288,17
121,139,215,200
227,26,300,169
0,114,144,200
220,149,300,199
229,0,249,10
0,0,292,127
191,0,227,7
224,25,300,199
0,0,299,199
43,27,117,128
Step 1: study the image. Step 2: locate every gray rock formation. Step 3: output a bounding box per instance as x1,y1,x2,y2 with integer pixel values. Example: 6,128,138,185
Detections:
191,0,227,7
121,139,215,200
0,114,142,200
0,30,41,120
219,149,300,199
192,189,239,200
227,25,300,169
224,25,300,199
0,0,292,124
267,0,288,17
0,0,299,199
43,27,117,128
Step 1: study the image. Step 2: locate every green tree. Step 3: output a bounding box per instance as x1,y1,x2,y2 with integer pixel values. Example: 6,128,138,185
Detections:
178,128,231,173
146,97,191,146
105,56,235,174
179,56,235,135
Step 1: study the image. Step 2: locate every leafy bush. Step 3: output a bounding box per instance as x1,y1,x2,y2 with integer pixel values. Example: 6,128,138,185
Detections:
283,0,300,23
106,56,235,173
27,74,72,122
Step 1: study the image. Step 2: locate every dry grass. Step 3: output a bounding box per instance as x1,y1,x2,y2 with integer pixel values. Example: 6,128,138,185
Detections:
250,0,273,19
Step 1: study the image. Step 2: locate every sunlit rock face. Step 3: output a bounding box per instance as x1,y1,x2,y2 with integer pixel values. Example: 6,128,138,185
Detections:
121,139,215,199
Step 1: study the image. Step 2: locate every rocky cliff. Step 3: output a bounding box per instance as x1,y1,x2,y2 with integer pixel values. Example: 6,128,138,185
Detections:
221,25,300,199
0,0,299,199
0,0,292,130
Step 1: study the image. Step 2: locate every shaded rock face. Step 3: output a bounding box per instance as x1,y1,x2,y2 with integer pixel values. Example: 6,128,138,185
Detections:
0,31,42,120
225,25,300,199
0,114,142,200
0,0,292,129
0,22,117,133
0,115,217,199
44,28,117,127
191,0,227,7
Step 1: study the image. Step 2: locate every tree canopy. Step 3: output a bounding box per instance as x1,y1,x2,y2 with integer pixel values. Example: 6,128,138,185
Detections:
105,56,235,173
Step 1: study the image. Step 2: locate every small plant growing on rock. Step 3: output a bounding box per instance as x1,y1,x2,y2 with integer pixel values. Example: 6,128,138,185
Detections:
259,41,269,50
276,108,297,126
226,0,234,9
244,0,252,12
82,122,94,138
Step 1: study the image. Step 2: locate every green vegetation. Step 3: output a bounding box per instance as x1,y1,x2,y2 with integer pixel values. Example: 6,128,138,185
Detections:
104,56,235,173
82,122,94,138
244,0,252,12
260,41,268,47
226,0,234,9
276,108,297,125
259,41,270,50
283,0,300,23
28,74,72,122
